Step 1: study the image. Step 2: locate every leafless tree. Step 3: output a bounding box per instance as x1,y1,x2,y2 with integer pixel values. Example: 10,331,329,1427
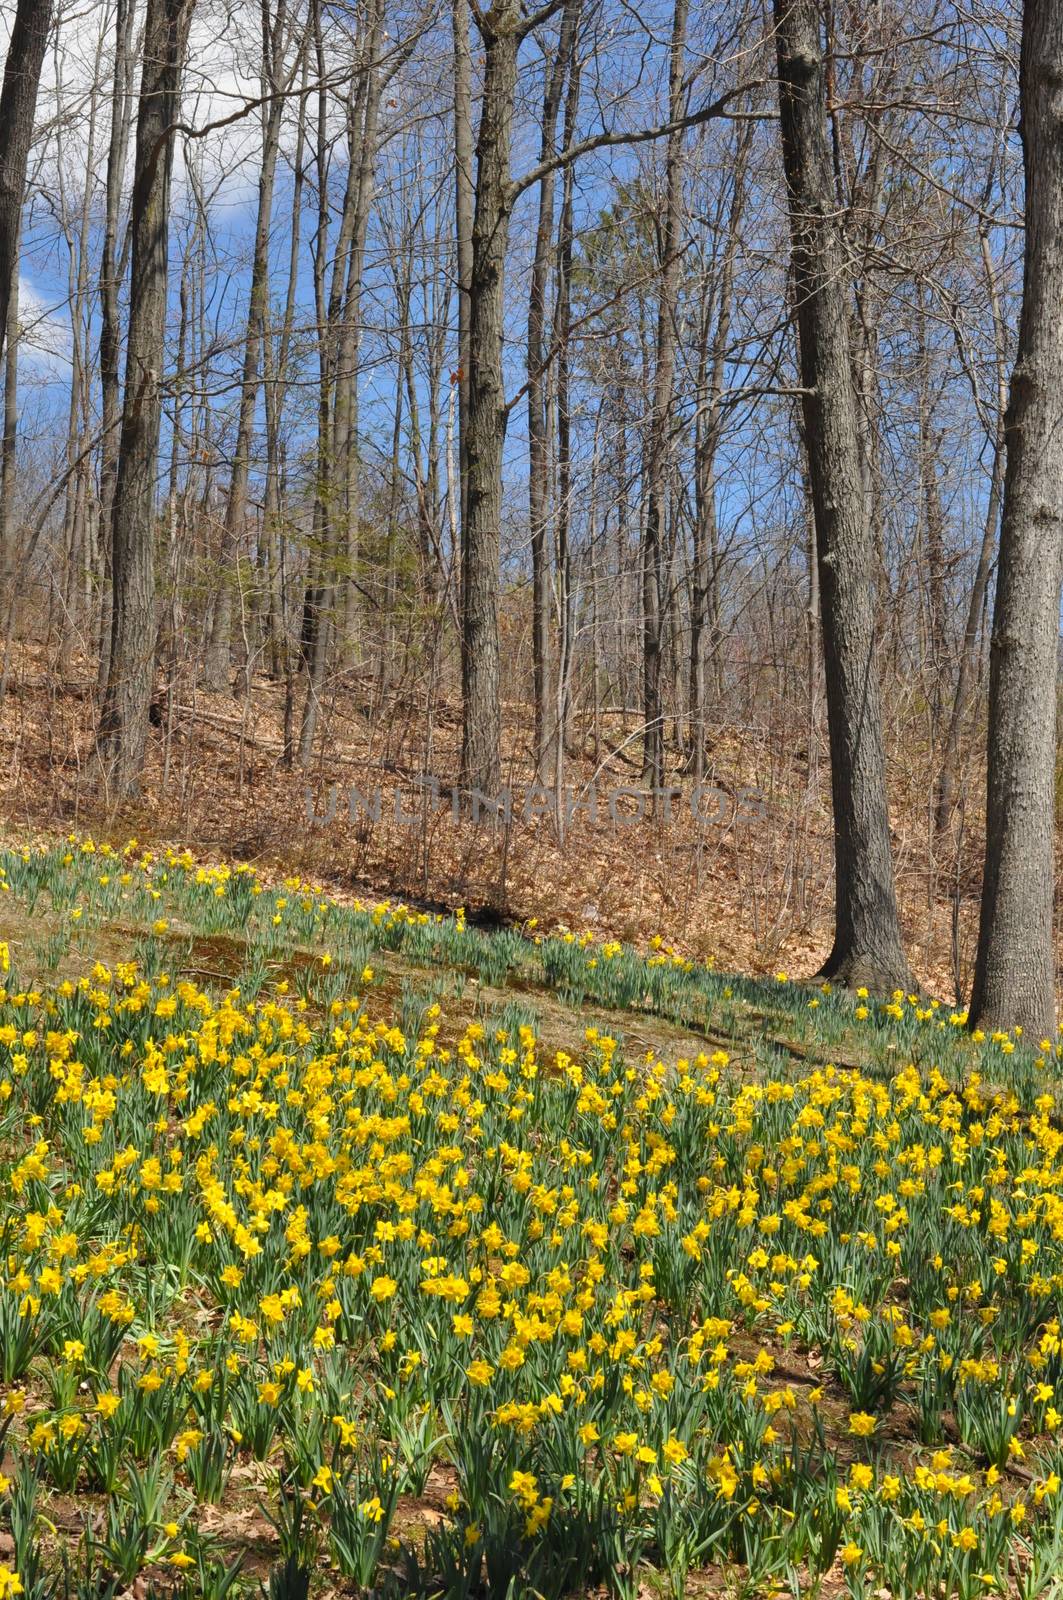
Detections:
970,0,1063,1037
98,0,196,795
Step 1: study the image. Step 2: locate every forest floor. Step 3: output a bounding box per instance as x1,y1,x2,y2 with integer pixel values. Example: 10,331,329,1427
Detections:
0,641,1010,1002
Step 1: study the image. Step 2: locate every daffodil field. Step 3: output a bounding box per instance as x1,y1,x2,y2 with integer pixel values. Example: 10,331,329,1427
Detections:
1,842,1062,1599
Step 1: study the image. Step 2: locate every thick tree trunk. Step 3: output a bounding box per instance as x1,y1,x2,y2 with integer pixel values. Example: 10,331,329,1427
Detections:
641,0,687,791
98,0,194,797
460,0,520,796
969,0,1063,1039
774,0,909,991
0,0,52,364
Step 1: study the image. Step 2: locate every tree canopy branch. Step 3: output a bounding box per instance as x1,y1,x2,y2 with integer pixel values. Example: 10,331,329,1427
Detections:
508,78,768,204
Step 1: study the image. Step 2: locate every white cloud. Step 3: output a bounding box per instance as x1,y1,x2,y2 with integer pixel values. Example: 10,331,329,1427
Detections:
14,276,72,377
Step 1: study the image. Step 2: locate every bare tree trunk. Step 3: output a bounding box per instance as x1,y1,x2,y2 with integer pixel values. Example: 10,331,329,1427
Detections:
689,119,750,778
399,265,442,604
934,449,1001,836
935,206,1010,837
267,37,308,714
423,228,447,606
774,0,909,991
336,0,385,660
296,0,335,766
460,0,522,795
204,0,294,691
803,474,820,781
96,0,136,697
298,0,383,762
453,0,474,548
917,288,948,719
0,0,52,363
98,0,195,797
641,0,687,792
553,48,580,785
0,226,19,586
54,56,99,673
969,0,1063,1038
457,0,742,794
527,0,578,780
0,3,44,667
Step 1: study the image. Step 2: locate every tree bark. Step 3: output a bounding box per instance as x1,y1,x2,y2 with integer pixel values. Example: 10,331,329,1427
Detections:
460,0,521,795
552,44,581,789
272,37,308,739
98,0,195,797
54,59,99,672
0,224,20,587
336,0,385,660
296,0,336,766
773,0,910,991
96,0,136,697
0,0,52,364
527,0,578,781
641,0,688,791
969,0,1063,1039
453,0,474,552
